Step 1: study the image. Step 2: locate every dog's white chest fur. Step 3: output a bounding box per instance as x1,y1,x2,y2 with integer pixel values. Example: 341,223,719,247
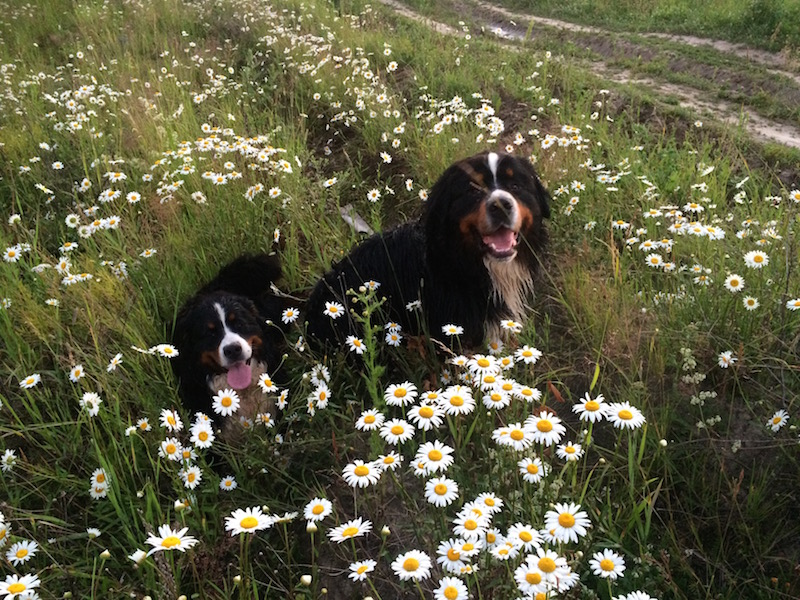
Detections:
484,257,535,340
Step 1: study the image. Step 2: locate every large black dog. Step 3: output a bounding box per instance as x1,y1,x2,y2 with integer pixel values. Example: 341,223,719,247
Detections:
306,152,550,348
171,254,284,423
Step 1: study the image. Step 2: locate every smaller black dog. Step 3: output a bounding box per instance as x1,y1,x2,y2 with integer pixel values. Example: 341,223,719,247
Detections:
171,254,284,425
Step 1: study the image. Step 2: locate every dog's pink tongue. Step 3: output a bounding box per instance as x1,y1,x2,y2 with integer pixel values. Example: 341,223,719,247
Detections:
227,362,252,389
483,227,517,252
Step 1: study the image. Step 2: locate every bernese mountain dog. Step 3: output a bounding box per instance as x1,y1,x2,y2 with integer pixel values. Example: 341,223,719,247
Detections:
306,151,550,348
171,253,284,425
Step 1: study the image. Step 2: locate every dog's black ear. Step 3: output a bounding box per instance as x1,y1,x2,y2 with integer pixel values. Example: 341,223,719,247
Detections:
532,171,551,220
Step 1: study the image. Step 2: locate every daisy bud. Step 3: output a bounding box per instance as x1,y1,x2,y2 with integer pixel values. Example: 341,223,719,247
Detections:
178,596,187,600
300,574,312,586
381,525,390,537
306,521,318,533
321,589,328,595
660,439,668,447
64,594,73,599
233,575,242,585
262,505,270,512
137,490,144,498
599,457,606,464
100,549,111,559
575,550,583,559
174,499,186,511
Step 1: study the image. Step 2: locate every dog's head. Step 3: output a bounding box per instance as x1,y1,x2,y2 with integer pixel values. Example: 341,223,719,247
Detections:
173,291,266,391
424,152,550,266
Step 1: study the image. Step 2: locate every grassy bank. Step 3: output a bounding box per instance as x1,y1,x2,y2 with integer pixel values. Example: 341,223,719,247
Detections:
0,0,798,599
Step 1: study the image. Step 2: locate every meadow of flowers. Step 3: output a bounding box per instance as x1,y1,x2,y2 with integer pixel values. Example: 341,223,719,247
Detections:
0,0,798,599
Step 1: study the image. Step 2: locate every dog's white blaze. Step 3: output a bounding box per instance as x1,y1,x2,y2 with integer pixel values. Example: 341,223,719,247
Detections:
487,152,500,184
213,302,252,367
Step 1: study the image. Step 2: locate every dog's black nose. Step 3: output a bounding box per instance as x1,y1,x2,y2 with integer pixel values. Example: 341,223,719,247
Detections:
223,343,242,360
488,195,514,216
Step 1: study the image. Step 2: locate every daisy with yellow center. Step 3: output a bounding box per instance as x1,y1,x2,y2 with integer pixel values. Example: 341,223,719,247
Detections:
606,402,646,430
507,522,542,551
415,440,454,473
0,574,40,599
556,441,583,461
543,502,592,543
348,559,377,581
346,335,365,355
342,459,382,488
159,408,183,432
513,553,549,596
439,385,476,416
145,524,198,555
377,451,403,472
6,540,37,565
19,373,41,389
384,381,418,406
436,539,467,574
525,409,566,445
590,548,626,579
379,418,415,445
573,392,607,422
323,301,344,319
425,476,459,507
408,401,444,430
435,576,469,600
212,388,240,417
518,456,548,484
355,408,385,431
328,517,372,543
391,549,432,581
225,506,274,535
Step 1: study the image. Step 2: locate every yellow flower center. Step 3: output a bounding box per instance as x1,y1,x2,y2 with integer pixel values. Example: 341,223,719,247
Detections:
312,505,324,515
402,557,419,572
434,484,448,495
486,532,496,543
490,393,502,403
240,517,259,529
364,414,375,424
393,388,407,398
477,358,490,368
538,557,556,573
618,409,633,420
519,531,533,542
161,536,181,548
754,255,763,263
484,375,496,384
600,558,615,571
537,420,553,432
773,416,782,424
390,425,404,435
165,443,177,454
565,446,576,454
341,526,358,538
558,513,575,528
510,429,524,441
526,572,542,585
419,406,434,418
221,397,232,407
96,473,105,483
522,350,532,357
527,463,539,474
7,584,25,594
464,519,477,530
462,542,474,551
198,431,208,442
450,396,464,407
140,422,148,429
428,449,443,461
444,586,459,600
329,306,338,313
187,472,196,482
357,565,368,574
485,498,495,506
167,415,176,425
383,456,395,465
15,548,28,558
319,391,327,401
585,400,600,411
354,465,370,476
502,382,514,392
447,548,461,561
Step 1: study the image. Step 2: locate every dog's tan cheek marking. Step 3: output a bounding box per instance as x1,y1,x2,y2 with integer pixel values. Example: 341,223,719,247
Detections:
518,204,534,231
248,335,262,350
459,202,489,238
201,351,221,370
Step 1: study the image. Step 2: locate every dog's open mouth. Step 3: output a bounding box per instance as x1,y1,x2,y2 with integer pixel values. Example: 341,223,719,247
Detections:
482,226,519,259
226,359,253,389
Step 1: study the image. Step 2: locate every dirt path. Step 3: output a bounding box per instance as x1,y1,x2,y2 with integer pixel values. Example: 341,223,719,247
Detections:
379,0,800,150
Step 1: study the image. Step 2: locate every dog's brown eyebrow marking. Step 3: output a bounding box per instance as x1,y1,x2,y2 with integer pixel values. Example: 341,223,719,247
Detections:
506,168,514,178
459,162,489,190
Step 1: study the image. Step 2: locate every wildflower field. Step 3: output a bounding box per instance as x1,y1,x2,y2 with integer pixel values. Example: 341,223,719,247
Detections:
1,0,799,599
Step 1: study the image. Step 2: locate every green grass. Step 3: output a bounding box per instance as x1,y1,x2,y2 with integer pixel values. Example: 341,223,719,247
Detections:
490,0,800,52
0,0,799,599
